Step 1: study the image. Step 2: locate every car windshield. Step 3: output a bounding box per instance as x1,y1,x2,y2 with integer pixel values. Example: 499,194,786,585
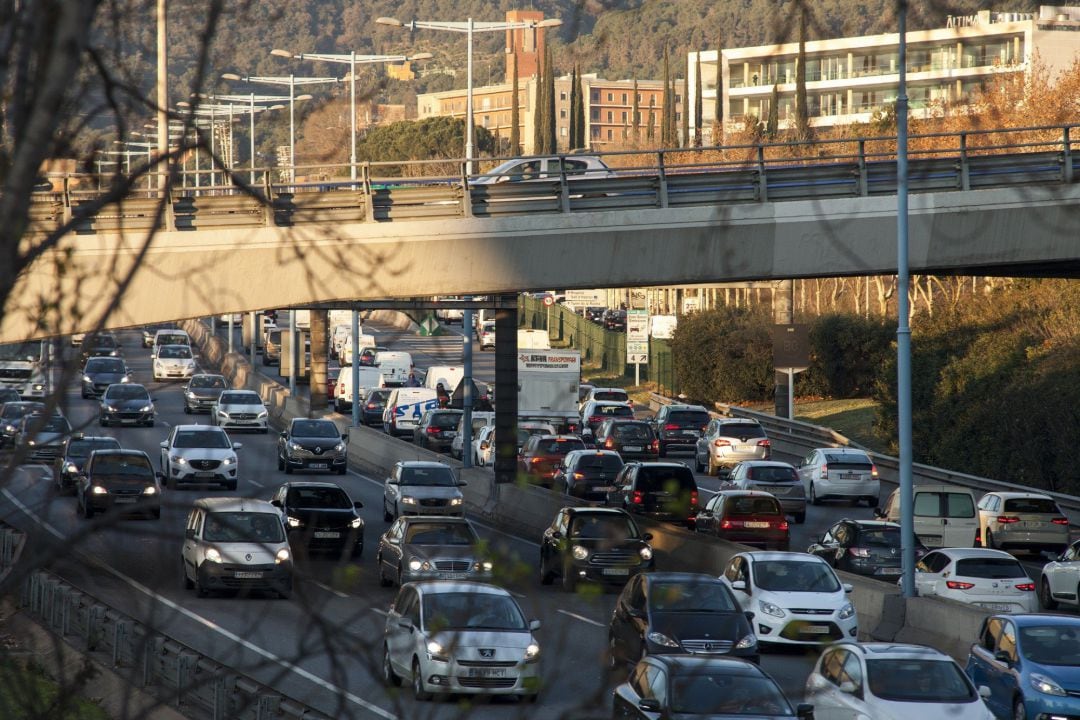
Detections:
68,439,121,458
650,581,737,613
954,557,1027,579
612,423,652,441
92,455,154,477
422,592,526,632
569,515,638,540
534,438,586,455
671,674,793,715
866,659,975,703
405,522,478,545
746,466,799,483
157,334,187,346
221,392,259,405
594,391,627,402
292,420,340,438
859,528,902,547
0,389,21,403
727,496,783,516
718,422,766,440
86,358,124,373
30,416,70,434
158,345,191,359
203,512,285,544
752,560,840,593
90,336,117,348
575,454,624,473
286,486,351,509
2,403,44,420
190,376,226,389
1019,625,1080,666
1003,497,1060,514
105,385,148,401
399,466,456,486
431,412,462,429
174,430,231,449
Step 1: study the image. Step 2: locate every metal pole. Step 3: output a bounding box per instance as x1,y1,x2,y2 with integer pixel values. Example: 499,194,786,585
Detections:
209,105,216,189
351,310,360,427
227,104,235,182
465,18,475,174
227,314,233,353
194,142,200,189
289,74,296,184
462,303,473,468
787,368,794,420
249,93,256,184
289,310,297,395
350,52,358,183
897,0,915,599
156,0,168,191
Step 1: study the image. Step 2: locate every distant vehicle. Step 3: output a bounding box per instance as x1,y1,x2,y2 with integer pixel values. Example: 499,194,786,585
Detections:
800,447,880,507
450,411,495,460
277,418,348,475
974,491,1069,554
412,409,464,453
519,434,587,487
478,320,496,350
0,340,48,399
360,388,391,427
423,365,465,392
580,400,634,434
578,386,631,411
81,356,129,398
729,460,807,524
151,329,190,359
334,365,385,414
695,490,790,551
602,309,627,332
552,449,624,500
808,519,927,579
152,344,196,381
876,484,978,548
651,403,709,457
517,329,551,350
382,387,439,437
211,389,269,433
0,401,46,447
373,351,412,387
606,461,699,527
470,154,613,185
54,435,121,495
13,413,71,464
593,418,659,461
79,334,120,365
471,425,496,466
1040,537,1080,611
99,383,154,427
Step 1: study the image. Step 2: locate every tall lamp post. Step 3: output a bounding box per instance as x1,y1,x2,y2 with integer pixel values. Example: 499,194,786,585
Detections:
177,102,244,188
271,49,432,181
222,72,337,182
376,15,561,174
206,94,288,183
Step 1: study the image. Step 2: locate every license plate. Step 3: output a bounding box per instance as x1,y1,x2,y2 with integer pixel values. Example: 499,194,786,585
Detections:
114,497,137,504
801,626,831,634
309,463,328,470
623,446,642,452
595,486,615,493
875,568,901,576
445,432,456,437
982,603,1013,611
120,418,137,424
196,472,216,478
842,473,859,480
439,572,467,580
1024,521,1047,528
602,568,630,576
922,536,943,547
467,668,506,677
744,521,770,529
313,531,340,539
234,571,263,579
683,430,700,437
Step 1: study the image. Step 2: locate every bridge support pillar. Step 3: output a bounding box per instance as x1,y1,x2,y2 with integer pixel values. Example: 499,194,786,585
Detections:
773,279,794,418
309,310,328,412
493,295,518,485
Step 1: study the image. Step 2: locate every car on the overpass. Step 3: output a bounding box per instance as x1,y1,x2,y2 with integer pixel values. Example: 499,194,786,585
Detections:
469,154,612,185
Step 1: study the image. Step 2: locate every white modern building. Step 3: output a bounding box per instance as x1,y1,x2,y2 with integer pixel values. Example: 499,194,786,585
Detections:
689,6,1080,138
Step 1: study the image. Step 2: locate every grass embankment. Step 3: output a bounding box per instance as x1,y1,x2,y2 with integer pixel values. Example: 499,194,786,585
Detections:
0,660,110,720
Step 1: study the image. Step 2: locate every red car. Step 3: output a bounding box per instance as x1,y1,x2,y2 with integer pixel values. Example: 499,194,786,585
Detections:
518,434,586,487
326,367,340,400
693,490,789,550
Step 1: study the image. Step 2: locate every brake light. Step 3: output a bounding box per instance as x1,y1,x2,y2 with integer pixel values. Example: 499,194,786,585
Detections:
605,438,615,449
871,464,879,478
700,425,707,432
589,415,603,425
820,464,828,480
573,472,585,480
426,427,440,434
996,516,1020,524
651,439,659,451
1052,517,1069,526
690,490,698,505
664,423,679,431
757,439,771,448
531,457,543,463
366,403,377,409
1015,582,1036,592
567,423,578,433
848,547,871,558
480,442,490,449
713,439,731,448
777,520,789,531
632,490,644,505
946,580,975,590
721,519,740,530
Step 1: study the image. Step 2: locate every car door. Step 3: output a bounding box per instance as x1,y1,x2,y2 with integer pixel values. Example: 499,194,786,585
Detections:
810,524,842,564
385,587,417,674
381,519,405,575
383,466,400,516
798,450,820,490
808,647,855,719
1046,540,1080,601
181,508,203,579
724,556,753,612
913,551,949,596
983,618,1020,716
697,421,715,463
159,427,177,471
607,465,631,507
966,617,1004,715
697,494,720,533
614,575,648,661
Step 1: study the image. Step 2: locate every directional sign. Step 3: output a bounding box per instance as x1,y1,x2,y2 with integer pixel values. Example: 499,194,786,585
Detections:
627,309,649,366
627,352,649,364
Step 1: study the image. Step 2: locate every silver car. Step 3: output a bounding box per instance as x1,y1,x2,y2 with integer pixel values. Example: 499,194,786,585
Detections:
382,461,465,521
212,390,269,433
728,460,807,524
382,581,541,701
470,154,612,185
694,418,771,477
377,516,493,587
975,491,1070,554
159,424,240,490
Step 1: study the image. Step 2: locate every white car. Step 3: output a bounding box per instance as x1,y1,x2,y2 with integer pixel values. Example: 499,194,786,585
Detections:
159,424,240,490
153,344,196,381
451,411,495,460
212,390,269,433
382,581,541,701
797,447,880,507
1040,538,1080,611
472,425,495,466
806,641,994,720
912,548,1038,614
478,321,496,350
975,491,1070,554
578,386,631,412
719,551,857,646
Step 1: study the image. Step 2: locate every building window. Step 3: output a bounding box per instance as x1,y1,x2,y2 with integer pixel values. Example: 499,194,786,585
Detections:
607,128,613,140
622,92,628,104
607,92,614,101
561,126,568,136
621,110,627,123
592,127,600,138
560,108,567,118
483,115,490,128
675,112,681,122
637,93,643,102
607,110,613,122
592,90,599,102
675,94,681,103
591,108,599,121
560,91,567,101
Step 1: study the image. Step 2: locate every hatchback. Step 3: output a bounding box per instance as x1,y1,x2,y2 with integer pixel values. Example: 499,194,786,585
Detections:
594,419,658,461
152,344,196,381
552,449,625,500
77,449,161,520
182,374,227,414
382,461,465,520
54,435,121,495
695,418,771,477
212,390,269,432
80,356,129,398
1039,538,1080,611
277,418,348,475
808,519,927,579
975,491,1069,554
729,460,807,523
412,409,464,453
913,548,1038,614
539,507,653,591
695,490,790,550
518,434,586,486
580,400,634,434
99,383,154,427
799,447,879,506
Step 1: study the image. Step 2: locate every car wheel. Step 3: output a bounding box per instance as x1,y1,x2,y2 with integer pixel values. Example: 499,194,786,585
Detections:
810,482,821,505
151,509,161,520
694,453,703,473
82,498,94,519
412,659,431,701
183,405,191,414
277,580,292,600
985,529,995,549
706,456,717,477
540,554,554,585
166,476,177,491
794,511,806,524
337,465,346,476
98,417,106,427
182,560,193,590
383,502,393,522
1013,697,1027,720
226,480,237,491
1040,577,1058,610
382,644,401,687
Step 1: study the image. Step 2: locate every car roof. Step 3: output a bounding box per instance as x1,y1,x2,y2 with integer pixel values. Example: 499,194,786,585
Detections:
408,581,511,597
987,491,1055,500
933,548,1019,561
401,515,470,525
283,481,345,490
839,641,953,660
291,417,336,425
67,435,118,444
914,484,977,494
642,572,724,584
815,447,867,455
195,497,277,513
647,655,766,675
745,551,826,563
591,387,628,393
191,373,225,380
565,506,631,518
568,449,621,460
738,460,797,469
587,401,630,408
636,461,693,470
175,424,227,433
1006,613,1080,628
397,460,451,469
715,490,780,498
718,417,763,424
89,448,149,458
664,404,709,412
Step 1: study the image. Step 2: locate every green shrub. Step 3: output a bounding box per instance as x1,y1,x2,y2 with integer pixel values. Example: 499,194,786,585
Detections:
669,306,773,404
800,314,893,398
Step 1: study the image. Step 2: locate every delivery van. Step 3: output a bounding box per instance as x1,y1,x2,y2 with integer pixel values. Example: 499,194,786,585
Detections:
424,365,465,392
334,366,386,413
382,388,439,437
374,351,413,387
876,484,979,548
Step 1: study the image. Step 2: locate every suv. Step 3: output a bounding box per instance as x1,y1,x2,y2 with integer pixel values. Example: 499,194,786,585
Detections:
412,409,463,453
652,404,710,457
270,481,364,559
694,418,771,477
54,434,121,495
181,497,292,599
382,461,465,521
606,462,699,527
159,424,240,490
540,507,654,591
478,321,496,350
76,449,161,519
277,418,348,475
594,419,658,461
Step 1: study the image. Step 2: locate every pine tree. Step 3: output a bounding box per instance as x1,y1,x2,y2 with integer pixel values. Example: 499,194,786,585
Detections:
713,34,724,144
631,80,640,141
510,53,520,155
766,84,780,139
543,44,556,153
694,53,703,147
795,4,811,140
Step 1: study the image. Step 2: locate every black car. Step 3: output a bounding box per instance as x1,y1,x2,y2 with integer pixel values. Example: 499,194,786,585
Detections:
603,309,627,332
584,307,605,323
653,404,710,457
79,333,120,365
0,401,46,447
81,356,129,398
540,507,654,592
270,481,364,558
807,519,927,579
608,572,759,667
76,449,161,519
553,449,625,500
99,383,155,427
54,435,121,495
606,462,699,527
0,388,22,405
277,418,348,475
594,419,659,461
612,655,812,719
183,374,228,414
13,413,71,464
412,409,463,453
361,388,391,426
357,346,387,367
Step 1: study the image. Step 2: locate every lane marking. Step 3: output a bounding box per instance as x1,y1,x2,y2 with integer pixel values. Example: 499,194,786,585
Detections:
247,479,264,488
1,488,397,720
312,580,349,599
557,609,606,628
370,608,389,617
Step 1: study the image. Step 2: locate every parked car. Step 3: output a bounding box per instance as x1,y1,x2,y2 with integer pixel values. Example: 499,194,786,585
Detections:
720,551,858,646
695,418,772,477
76,449,161,519
277,418,348,475
975,491,1070,554
606,461,699,527
652,403,710,457
966,614,1080,720
80,356,130,398
798,447,879,507
808,519,926,579
270,481,364,559
695,490,790,550
381,581,541,701
98,383,154,427
876,484,979,549
1039,538,1080,611
594,419,659,461
159,424,240,490
608,572,758,668
412,409,464,453
729,460,807,524
182,374,227,414
808,641,994,720
211,389,269,433
552,449,624,500
54,434,121,495
518,434,587,486
152,344,197,381
580,400,634,435
382,461,465,521
913,548,1038,614
539,507,653,592
377,516,491,587
180,497,292,599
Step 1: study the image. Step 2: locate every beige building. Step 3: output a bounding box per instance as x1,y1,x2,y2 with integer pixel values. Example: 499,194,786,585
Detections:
689,5,1080,139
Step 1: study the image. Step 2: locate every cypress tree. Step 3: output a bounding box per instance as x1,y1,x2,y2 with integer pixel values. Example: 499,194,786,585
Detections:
631,80,640,141
694,53,703,147
681,72,689,148
713,34,724,143
795,4,811,140
766,84,780,139
568,66,578,150
571,64,585,150
510,54,520,155
532,51,545,154
646,96,656,142
543,44,556,153
661,47,673,146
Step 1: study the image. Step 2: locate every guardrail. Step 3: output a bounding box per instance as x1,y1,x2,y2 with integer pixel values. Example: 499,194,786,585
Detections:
19,570,329,720
30,121,1080,233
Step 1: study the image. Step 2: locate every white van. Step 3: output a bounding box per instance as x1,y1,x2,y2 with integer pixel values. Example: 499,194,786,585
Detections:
340,334,377,365
876,484,979,548
374,351,413,387
327,309,353,328
382,387,439,436
424,365,465,392
518,329,551,350
331,324,351,357
334,366,386,414
152,329,191,359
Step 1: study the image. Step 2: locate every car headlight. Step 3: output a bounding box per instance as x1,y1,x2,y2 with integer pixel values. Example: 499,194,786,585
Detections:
1031,673,1067,697
82,375,92,383
101,407,116,414
205,547,222,563
450,497,463,506
3,424,14,433
170,456,186,465
286,516,302,528
735,633,757,650
571,545,589,561
758,600,787,619
473,561,494,572
121,376,130,383
142,486,157,495
332,443,344,452
218,409,229,416
525,643,540,663
646,631,680,648
640,546,653,561
426,640,449,662
64,463,77,473
140,404,153,412
91,485,108,495
108,350,117,357
838,602,856,620
349,517,363,529
275,548,290,564
287,441,302,452
258,410,268,419
408,559,432,572
400,496,418,506
222,457,235,466
27,440,35,447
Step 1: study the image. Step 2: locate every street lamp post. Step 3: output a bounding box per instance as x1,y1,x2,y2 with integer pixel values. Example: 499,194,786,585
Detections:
271,49,432,181
199,94,288,184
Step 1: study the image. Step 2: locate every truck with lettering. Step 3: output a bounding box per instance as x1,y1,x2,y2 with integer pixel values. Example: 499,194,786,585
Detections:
0,340,48,399
518,349,582,434
382,387,439,437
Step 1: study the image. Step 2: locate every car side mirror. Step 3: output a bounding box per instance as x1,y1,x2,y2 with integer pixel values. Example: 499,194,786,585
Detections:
353,500,364,509
550,530,562,540
873,507,886,519
155,471,164,480
838,681,858,695
628,608,646,620
745,611,755,621
232,442,243,450
270,499,282,508
638,698,661,712
642,532,652,542
529,619,541,631
994,650,1012,665
341,433,349,442
386,478,398,485
843,583,853,594
731,580,747,592
159,441,168,449
978,685,991,700
796,703,815,720
698,509,712,517
185,529,196,540
397,618,412,630
457,480,468,487
279,431,287,439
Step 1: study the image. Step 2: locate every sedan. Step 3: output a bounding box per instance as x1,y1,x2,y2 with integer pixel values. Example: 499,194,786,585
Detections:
913,548,1038,614
277,418,348,475
80,357,129,398
212,389,269,433
808,520,927,579
377,516,491,587
152,344,196,381
182,374,227,414
382,461,465,521
159,424,240,490
99,384,154,427
694,490,790,551
270,481,363,559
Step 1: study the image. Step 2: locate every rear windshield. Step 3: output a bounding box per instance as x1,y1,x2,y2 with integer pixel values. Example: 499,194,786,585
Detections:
954,557,1027,579
668,411,709,426
726,496,783,516
746,466,798,483
594,391,627,402
1003,497,1060,514
859,528,902,547
612,423,653,441
591,405,633,417
534,438,586,455
368,389,391,403
638,466,696,492
574,454,624,473
431,413,462,429
717,422,766,439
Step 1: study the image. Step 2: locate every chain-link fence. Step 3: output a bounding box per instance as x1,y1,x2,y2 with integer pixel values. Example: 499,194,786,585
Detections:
519,296,626,374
